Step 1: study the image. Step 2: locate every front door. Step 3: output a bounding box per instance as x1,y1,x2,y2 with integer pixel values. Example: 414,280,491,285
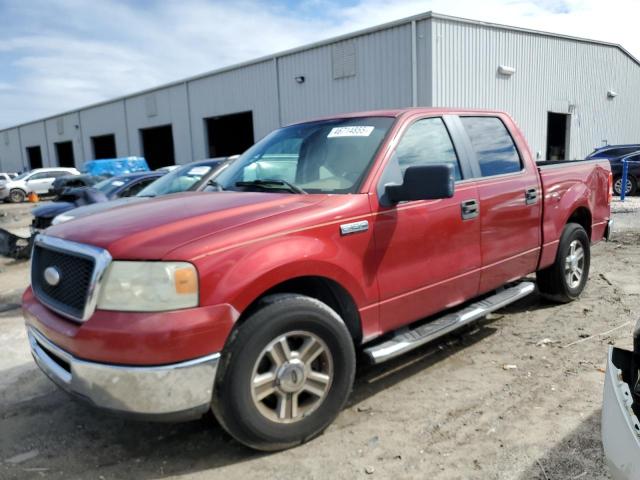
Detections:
371,116,482,333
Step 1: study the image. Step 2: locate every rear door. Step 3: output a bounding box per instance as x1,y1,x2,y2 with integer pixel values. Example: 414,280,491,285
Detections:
457,115,542,293
371,115,481,333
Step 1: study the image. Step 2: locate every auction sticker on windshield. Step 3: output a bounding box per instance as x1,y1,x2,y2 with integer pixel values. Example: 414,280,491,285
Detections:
327,126,375,138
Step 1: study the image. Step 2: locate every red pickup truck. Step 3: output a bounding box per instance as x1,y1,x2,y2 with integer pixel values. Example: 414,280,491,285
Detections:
23,108,612,451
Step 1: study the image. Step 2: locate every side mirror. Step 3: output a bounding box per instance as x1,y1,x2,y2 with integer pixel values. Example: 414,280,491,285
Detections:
385,164,455,203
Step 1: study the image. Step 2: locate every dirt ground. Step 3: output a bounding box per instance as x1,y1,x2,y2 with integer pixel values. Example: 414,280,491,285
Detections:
1,200,639,480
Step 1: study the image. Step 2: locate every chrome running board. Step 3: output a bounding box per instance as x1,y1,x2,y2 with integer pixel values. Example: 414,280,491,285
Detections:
364,281,535,364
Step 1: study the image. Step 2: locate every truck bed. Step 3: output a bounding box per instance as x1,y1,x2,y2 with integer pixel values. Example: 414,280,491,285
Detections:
536,158,611,270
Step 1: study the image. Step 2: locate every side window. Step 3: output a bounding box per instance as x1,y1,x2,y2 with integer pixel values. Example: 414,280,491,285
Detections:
393,117,462,180
122,179,153,197
460,117,522,177
28,172,50,180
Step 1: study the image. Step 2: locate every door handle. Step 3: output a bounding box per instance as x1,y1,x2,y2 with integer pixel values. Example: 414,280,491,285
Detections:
461,199,479,220
525,187,538,205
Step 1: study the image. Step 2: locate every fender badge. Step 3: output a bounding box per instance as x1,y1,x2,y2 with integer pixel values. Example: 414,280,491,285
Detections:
340,220,369,236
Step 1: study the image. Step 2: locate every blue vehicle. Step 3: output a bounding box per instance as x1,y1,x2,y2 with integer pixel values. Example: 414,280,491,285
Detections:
587,145,640,196
81,157,150,177
586,144,640,160
32,171,164,231
610,152,640,196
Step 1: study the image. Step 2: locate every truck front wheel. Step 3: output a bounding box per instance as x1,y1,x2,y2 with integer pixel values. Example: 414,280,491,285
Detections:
536,223,590,303
211,294,356,451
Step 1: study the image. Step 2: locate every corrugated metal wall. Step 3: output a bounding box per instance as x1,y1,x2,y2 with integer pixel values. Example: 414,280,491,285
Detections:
277,23,413,125
124,84,192,163
430,17,640,158
79,101,129,161
0,128,24,172
44,112,84,168
188,60,280,160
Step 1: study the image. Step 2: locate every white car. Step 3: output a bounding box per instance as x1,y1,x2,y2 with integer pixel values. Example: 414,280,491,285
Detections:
0,167,79,203
0,172,17,182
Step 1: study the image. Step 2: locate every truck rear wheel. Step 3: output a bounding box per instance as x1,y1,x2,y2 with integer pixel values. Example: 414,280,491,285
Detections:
536,223,590,303
211,294,356,451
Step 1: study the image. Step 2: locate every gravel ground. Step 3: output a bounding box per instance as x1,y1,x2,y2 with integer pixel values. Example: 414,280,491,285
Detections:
612,196,640,232
0,201,639,479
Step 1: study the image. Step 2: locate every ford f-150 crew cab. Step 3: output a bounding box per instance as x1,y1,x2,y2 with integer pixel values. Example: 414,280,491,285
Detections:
23,108,613,451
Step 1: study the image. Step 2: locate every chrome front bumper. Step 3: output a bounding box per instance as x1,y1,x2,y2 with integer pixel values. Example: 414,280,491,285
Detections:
27,326,220,420
602,346,640,480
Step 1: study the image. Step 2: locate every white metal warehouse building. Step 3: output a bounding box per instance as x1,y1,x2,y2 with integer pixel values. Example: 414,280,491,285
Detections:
1,11,639,172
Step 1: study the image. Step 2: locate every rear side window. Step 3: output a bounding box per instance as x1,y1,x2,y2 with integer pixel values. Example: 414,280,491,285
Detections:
460,117,522,177
393,117,462,180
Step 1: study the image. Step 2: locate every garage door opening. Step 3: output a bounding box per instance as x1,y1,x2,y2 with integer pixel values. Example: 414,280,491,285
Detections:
26,146,43,170
546,112,570,160
92,134,117,159
55,141,75,168
205,111,254,158
140,125,175,169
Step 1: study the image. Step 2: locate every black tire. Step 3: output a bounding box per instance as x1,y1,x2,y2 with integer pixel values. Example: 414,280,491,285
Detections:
211,294,356,451
536,223,590,303
613,175,638,196
8,189,26,203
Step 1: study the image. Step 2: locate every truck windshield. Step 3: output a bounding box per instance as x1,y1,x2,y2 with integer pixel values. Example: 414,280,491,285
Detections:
215,116,395,194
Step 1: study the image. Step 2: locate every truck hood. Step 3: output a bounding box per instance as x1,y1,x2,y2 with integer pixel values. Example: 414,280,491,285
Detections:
46,191,328,259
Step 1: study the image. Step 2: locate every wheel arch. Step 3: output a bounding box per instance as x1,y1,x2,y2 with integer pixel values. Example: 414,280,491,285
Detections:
234,275,363,345
567,206,592,239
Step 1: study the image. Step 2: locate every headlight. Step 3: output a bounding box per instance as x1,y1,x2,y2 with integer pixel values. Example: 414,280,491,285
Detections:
51,213,74,225
97,261,199,311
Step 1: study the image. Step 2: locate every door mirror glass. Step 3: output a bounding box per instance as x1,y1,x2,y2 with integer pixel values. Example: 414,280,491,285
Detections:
385,164,455,203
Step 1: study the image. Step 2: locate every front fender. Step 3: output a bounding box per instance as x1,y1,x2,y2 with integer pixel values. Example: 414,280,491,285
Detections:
196,233,378,320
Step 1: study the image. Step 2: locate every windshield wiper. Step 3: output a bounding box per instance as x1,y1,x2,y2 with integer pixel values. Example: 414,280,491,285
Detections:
235,179,307,194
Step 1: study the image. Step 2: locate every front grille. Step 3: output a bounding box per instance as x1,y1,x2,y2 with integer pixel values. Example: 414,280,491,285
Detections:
32,244,96,320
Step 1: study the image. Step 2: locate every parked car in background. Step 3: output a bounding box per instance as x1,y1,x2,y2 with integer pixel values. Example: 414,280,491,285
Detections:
48,174,107,198
609,152,640,196
24,108,612,451
587,144,640,160
51,157,230,225
156,165,179,173
33,171,165,232
0,167,79,203
0,172,17,182
81,157,149,177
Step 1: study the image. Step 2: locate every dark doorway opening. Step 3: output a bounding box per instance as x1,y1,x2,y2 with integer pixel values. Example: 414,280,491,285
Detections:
92,134,117,159
546,112,570,160
55,141,75,167
140,125,175,169
26,146,43,170
205,111,254,158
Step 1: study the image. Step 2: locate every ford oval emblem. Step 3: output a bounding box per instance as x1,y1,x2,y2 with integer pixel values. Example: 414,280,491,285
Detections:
44,266,61,286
